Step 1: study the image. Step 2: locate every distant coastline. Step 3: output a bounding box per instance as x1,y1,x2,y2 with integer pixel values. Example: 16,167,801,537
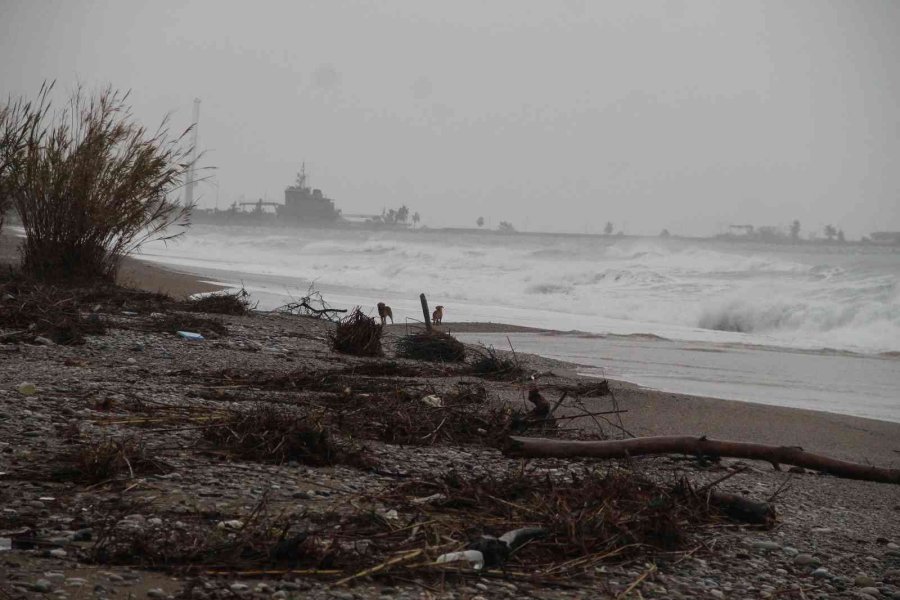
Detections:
189,212,900,247
6,207,898,247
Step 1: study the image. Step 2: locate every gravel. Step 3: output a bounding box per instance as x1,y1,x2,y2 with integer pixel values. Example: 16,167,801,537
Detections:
1,309,899,599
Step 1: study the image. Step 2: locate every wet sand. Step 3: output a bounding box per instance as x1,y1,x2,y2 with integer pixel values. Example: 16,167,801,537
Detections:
457,334,900,465
115,254,224,298
0,231,223,298
404,323,900,464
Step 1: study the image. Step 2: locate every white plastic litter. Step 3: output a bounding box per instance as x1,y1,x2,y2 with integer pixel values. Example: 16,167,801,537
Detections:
435,550,484,570
410,493,447,505
176,331,205,341
499,526,548,549
420,395,443,408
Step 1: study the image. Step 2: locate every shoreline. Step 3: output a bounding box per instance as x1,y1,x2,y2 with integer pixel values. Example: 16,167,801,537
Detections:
130,254,900,464
0,231,225,299
161,216,900,249
128,241,900,359
116,255,225,299
3,232,899,462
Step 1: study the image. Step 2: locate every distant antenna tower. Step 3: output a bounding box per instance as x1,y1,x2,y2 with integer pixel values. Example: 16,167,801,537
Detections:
183,98,201,208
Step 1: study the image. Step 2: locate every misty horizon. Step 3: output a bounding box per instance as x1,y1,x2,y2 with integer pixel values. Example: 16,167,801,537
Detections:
2,0,899,237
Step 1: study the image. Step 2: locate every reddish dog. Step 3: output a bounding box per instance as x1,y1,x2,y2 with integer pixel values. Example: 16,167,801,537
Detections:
377,302,393,325
432,305,444,325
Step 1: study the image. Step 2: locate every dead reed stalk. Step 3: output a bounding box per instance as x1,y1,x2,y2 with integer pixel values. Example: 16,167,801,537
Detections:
202,404,369,467
470,346,524,379
1,86,49,231
51,436,166,484
386,468,746,575
0,274,108,344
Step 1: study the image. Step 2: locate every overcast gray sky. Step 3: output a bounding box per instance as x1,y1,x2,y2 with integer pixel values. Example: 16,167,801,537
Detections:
2,0,899,237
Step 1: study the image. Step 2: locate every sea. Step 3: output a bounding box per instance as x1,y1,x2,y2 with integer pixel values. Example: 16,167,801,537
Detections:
140,225,900,423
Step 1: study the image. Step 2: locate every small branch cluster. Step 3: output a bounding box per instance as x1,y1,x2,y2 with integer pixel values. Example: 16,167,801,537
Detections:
277,283,347,322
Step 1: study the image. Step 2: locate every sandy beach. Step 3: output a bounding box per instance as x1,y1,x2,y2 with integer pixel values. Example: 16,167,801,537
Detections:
2,241,900,599
384,329,900,466
1,231,223,299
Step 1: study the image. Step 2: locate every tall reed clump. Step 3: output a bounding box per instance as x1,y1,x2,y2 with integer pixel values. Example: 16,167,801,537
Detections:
2,84,195,281
0,88,46,232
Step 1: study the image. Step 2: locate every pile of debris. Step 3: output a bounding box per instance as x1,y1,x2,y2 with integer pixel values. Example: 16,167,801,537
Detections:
332,308,383,357
202,403,370,467
397,331,466,362
197,365,526,447
178,287,255,315
0,274,108,344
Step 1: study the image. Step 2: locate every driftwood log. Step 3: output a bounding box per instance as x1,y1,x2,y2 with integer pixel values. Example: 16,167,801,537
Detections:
505,435,900,485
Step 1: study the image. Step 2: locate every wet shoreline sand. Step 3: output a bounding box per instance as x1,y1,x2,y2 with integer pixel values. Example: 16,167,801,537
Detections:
0,231,224,298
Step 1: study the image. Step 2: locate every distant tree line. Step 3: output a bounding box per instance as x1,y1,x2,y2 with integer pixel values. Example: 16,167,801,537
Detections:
370,205,421,227
719,220,850,244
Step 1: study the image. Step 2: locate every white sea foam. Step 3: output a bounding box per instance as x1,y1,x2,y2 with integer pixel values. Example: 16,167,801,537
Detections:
141,226,900,354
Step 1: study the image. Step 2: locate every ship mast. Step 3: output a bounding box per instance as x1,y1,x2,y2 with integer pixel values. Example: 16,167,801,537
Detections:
184,98,201,208
296,161,307,189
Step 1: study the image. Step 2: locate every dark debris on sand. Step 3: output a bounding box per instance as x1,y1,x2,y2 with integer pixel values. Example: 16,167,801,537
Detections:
331,308,384,357
396,330,467,362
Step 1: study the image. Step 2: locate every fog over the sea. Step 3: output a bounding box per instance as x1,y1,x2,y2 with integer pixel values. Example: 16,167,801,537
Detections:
2,0,899,237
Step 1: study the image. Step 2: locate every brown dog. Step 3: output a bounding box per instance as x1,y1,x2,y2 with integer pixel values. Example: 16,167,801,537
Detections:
432,305,444,325
377,302,393,325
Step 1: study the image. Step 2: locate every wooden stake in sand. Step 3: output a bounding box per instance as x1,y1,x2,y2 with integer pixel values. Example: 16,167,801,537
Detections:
505,435,900,485
420,293,432,332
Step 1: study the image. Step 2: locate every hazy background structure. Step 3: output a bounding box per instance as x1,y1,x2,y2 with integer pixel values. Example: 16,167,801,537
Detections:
1,0,898,236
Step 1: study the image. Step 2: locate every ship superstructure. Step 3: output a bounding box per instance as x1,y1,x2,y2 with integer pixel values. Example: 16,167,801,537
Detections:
278,164,341,222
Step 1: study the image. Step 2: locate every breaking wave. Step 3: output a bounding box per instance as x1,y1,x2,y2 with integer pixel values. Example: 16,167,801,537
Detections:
694,274,900,352
142,226,900,354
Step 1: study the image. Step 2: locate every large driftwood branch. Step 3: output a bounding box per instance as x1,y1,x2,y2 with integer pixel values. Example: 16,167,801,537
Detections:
505,435,900,485
297,301,347,316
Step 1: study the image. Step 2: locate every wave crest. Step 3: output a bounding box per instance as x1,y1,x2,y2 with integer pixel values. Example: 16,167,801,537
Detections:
697,292,900,354
698,301,800,333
